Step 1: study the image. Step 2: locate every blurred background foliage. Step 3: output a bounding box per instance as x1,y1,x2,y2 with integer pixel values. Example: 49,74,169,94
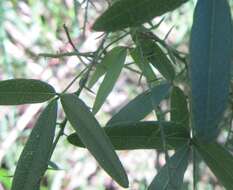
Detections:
0,0,233,189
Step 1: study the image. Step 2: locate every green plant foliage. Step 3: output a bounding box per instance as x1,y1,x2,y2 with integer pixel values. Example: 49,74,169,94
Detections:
92,47,127,114
67,121,189,150
88,47,126,88
194,140,233,190
190,0,233,142
0,79,56,105
48,161,60,171
130,47,157,83
93,0,188,32
148,144,190,189
132,31,175,81
0,169,11,189
170,86,189,129
60,94,129,188
11,100,58,190
3,0,233,188
106,83,171,125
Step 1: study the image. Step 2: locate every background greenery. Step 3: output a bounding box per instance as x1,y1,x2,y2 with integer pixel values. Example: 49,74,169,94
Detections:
0,0,233,189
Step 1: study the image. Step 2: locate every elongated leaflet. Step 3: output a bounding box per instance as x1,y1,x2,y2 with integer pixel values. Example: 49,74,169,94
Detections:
148,144,190,190
107,83,171,125
190,0,233,142
11,100,58,190
68,121,189,150
92,47,127,114
0,79,56,105
61,94,129,188
93,0,188,32
194,140,233,190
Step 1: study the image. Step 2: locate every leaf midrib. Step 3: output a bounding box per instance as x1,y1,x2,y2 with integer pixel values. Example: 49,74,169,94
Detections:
205,0,216,130
63,97,125,182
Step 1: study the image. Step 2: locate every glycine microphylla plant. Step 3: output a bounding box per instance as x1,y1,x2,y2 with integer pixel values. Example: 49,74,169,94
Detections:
1,0,233,189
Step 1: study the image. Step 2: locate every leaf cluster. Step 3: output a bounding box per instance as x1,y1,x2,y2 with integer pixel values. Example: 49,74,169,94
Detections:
1,0,233,189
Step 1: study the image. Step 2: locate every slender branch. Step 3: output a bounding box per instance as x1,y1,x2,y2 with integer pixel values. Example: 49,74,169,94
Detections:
100,32,129,54
38,52,93,58
193,146,197,190
50,118,67,155
50,35,108,161
63,24,86,65
82,0,90,37
76,34,108,96
134,31,173,187
63,24,78,52
124,65,142,75
62,67,88,94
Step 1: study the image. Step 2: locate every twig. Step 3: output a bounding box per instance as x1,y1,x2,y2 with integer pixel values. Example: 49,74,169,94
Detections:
63,24,86,65
62,67,88,94
82,0,90,37
49,34,109,161
63,24,78,52
38,52,93,58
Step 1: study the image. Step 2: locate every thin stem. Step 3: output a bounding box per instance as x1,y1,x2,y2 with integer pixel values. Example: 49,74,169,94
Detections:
62,67,88,94
63,24,78,52
100,32,129,54
134,29,173,186
82,0,90,37
49,34,108,162
76,34,108,96
63,24,86,65
155,107,173,187
51,118,67,155
193,146,197,190
124,65,142,75
38,52,93,58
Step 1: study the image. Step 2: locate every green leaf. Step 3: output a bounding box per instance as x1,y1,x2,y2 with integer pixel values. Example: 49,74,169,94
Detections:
194,140,233,190
93,0,188,32
0,79,56,105
136,36,175,81
11,100,58,190
88,47,124,88
148,144,190,190
171,86,189,128
0,169,11,189
61,94,129,188
130,47,157,83
107,83,171,125
93,47,127,114
48,161,60,171
147,43,175,81
190,0,233,141
67,121,189,150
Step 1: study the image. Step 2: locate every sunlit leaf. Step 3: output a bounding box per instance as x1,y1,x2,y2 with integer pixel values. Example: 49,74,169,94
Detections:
148,144,190,190
0,169,11,189
67,121,189,150
93,0,188,32
0,79,56,105
61,94,129,188
194,140,233,190
88,47,124,88
107,83,171,125
171,86,189,128
11,100,58,190
93,47,127,114
190,0,233,141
